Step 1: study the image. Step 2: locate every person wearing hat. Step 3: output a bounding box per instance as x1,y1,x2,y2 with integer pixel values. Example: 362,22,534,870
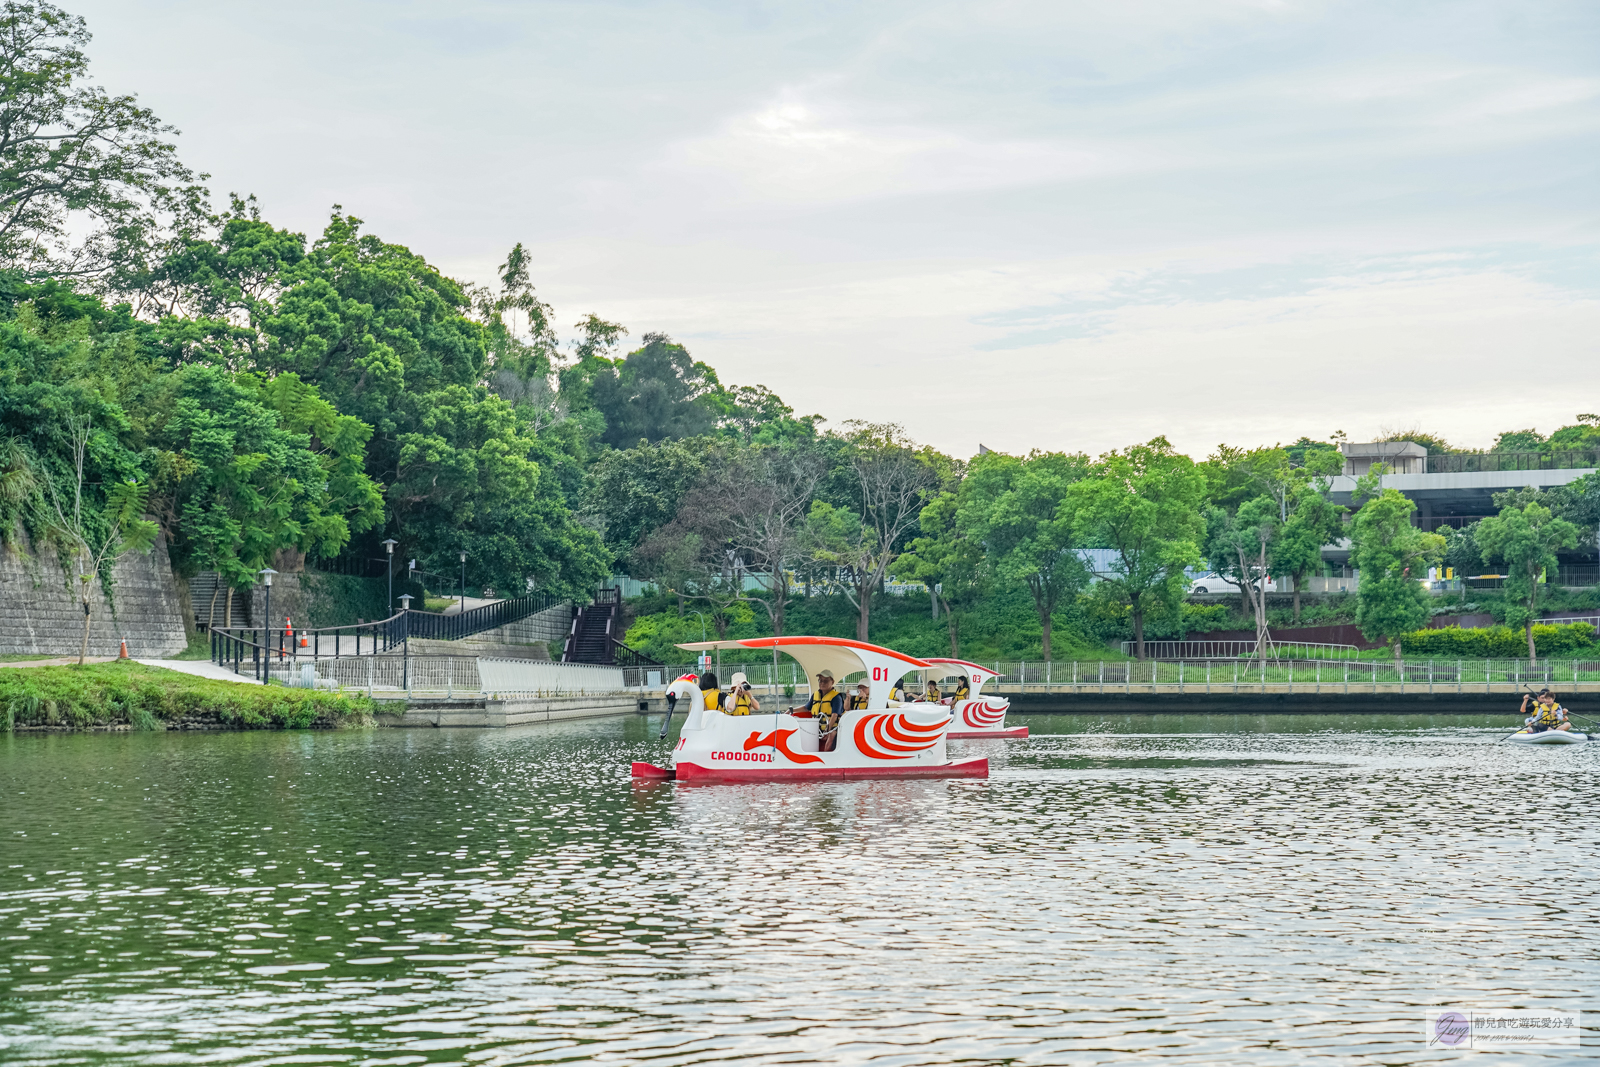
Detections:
848,680,871,711
727,671,761,715
791,669,845,751
1522,689,1572,733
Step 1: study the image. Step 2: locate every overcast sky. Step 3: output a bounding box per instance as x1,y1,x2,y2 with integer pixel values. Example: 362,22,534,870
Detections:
74,1,1600,460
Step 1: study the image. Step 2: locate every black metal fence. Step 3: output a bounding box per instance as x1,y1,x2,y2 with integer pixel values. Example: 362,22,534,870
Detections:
405,592,564,640
211,612,409,683
1425,450,1600,474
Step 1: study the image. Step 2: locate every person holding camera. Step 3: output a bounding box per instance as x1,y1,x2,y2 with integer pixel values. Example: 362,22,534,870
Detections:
727,671,761,715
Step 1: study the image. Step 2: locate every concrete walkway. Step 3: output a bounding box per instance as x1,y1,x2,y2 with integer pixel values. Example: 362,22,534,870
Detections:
0,655,262,685
136,659,263,684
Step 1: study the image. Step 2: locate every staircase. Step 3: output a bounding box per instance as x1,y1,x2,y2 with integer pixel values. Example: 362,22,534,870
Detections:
563,588,659,666
190,572,251,627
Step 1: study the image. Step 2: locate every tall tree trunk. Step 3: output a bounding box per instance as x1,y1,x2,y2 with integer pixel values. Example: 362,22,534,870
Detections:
224,587,234,628
857,590,870,641
930,585,938,621
77,598,91,662
1132,602,1145,660
945,600,959,656
1292,574,1302,624
1041,610,1053,663
1393,637,1403,669
206,585,221,630
1526,619,1536,667
771,590,785,639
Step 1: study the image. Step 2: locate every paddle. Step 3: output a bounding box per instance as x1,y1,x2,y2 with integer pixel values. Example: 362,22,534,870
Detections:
658,691,678,740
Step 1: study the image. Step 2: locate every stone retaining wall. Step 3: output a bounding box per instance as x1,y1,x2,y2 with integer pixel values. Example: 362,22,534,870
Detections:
0,526,188,657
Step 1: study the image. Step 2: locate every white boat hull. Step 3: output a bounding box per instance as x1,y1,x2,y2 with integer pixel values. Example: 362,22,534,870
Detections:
1506,730,1589,745
635,705,988,782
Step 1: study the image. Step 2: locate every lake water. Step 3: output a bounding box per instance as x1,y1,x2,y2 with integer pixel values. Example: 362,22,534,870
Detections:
1,713,1595,1065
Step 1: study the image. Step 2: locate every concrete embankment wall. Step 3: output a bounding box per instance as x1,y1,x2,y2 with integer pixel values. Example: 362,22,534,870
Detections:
384,693,643,727
0,527,188,658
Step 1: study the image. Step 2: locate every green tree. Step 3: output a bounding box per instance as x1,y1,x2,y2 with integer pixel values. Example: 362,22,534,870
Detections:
38,413,156,661
899,489,988,656
1070,437,1206,659
590,333,721,448
1204,495,1278,659
586,437,712,567
1349,486,1444,665
0,2,204,277
953,449,1090,662
1441,523,1487,607
1475,501,1579,664
1274,452,1347,622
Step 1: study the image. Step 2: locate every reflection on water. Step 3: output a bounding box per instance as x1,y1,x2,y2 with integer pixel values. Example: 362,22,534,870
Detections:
0,713,1595,1064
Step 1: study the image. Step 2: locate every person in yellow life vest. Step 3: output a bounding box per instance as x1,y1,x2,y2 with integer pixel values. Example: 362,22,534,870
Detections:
699,671,725,713
950,675,971,705
726,671,760,715
889,678,909,704
1521,689,1572,733
848,681,871,711
790,669,845,751
924,679,941,704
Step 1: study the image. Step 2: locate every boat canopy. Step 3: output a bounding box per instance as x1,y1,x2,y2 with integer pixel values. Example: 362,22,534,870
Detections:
677,636,932,708
918,658,1000,696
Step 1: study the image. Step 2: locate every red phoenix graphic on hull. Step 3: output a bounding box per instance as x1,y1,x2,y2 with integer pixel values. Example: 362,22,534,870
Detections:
743,728,823,764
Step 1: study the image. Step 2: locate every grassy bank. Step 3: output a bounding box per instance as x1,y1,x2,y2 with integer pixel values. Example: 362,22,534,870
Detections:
0,662,376,731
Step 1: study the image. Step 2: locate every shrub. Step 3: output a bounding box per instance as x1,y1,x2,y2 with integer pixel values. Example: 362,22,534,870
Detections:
1399,621,1597,658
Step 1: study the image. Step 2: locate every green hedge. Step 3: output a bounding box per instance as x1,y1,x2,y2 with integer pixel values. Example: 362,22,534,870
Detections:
0,662,375,731
1399,622,1597,658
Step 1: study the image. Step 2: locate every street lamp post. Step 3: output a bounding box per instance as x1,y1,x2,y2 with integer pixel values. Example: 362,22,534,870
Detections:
382,539,398,613
688,610,709,677
259,567,278,683
459,550,467,614
398,593,413,693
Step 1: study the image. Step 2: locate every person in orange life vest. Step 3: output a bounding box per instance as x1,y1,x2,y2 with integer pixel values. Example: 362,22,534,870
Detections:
791,669,845,751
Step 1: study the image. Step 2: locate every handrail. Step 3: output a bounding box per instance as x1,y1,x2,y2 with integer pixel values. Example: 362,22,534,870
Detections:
404,592,564,642
1424,450,1600,474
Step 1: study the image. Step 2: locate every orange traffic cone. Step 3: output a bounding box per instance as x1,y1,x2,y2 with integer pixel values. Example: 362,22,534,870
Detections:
118,638,130,660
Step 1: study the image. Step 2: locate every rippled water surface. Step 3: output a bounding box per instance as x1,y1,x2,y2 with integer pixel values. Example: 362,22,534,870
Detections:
2,713,1597,1065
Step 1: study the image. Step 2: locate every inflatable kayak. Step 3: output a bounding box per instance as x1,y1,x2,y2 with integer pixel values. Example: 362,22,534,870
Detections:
1506,730,1589,745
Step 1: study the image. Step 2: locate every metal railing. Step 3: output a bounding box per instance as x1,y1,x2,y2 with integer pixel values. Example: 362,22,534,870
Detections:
211,613,410,682
631,657,1600,696
1119,640,1360,659
1424,450,1600,474
405,592,564,641
255,655,634,698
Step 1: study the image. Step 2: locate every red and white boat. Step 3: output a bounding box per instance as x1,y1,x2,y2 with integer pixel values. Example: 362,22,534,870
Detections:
630,636,989,783
913,658,1028,740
